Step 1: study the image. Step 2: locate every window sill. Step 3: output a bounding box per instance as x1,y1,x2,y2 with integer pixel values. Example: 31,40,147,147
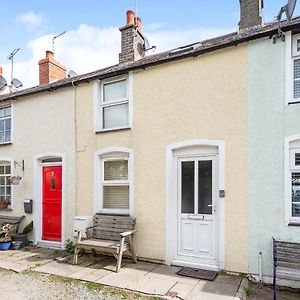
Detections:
288,221,300,226
95,127,131,134
0,142,12,146
288,100,300,105
0,207,13,212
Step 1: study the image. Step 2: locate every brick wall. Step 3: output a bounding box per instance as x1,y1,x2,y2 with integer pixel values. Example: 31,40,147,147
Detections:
239,0,262,30
119,24,145,64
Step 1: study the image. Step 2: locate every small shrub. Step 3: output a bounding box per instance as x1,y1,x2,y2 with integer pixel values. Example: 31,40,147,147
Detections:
244,286,254,296
218,269,227,275
65,239,75,254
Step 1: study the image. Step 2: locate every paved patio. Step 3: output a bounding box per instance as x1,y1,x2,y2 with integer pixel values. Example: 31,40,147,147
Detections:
0,246,242,299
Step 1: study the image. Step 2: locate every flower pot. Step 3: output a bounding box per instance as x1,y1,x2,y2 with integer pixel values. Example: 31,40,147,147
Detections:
12,233,28,248
0,202,8,209
11,241,22,250
0,241,11,250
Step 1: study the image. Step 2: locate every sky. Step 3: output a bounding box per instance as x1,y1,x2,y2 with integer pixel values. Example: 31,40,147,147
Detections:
0,0,299,88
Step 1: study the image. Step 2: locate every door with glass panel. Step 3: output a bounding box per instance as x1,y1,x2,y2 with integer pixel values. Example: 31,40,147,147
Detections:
175,156,218,268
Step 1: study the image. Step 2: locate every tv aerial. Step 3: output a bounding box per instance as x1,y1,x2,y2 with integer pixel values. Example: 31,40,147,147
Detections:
52,30,66,54
7,48,23,90
274,0,297,42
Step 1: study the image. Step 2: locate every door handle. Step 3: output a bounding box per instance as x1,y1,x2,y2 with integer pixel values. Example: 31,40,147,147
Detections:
207,204,215,207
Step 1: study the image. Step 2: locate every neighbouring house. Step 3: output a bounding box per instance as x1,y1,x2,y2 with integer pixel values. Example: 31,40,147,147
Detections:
248,24,300,287
0,51,76,248
0,0,299,286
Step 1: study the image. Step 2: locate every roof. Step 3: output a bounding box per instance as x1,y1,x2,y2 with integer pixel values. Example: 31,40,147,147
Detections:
1,17,300,102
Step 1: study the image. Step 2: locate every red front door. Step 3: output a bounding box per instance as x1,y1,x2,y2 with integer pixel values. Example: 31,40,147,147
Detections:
42,166,62,241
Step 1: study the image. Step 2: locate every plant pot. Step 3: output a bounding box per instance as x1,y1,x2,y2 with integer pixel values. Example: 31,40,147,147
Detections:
11,241,23,250
0,202,8,209
0,241,11,250
12,233,28,248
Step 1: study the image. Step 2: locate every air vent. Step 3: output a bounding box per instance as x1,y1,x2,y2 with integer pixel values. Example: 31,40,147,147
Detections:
295,153,300,165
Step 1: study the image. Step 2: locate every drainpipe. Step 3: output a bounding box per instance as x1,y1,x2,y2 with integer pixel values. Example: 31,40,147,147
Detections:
258,251,263,282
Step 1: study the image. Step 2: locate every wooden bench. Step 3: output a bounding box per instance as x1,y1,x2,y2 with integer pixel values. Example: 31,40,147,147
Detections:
73,214,137,272
0,215,25,233
273,238,300,300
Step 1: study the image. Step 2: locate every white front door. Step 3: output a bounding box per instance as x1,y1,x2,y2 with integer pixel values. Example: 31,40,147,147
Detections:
174,156,219,269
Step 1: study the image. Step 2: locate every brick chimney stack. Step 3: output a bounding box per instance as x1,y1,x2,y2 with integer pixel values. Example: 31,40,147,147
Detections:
38,50,66,85
119,10,145,64
239,0,263,31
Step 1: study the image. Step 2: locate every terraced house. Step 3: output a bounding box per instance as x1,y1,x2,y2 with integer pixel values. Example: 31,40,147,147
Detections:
0,0,299,287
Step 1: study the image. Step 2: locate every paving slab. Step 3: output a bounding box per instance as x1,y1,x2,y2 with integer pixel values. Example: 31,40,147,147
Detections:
34,261,83,277
0,260,30,273
168,282,196,299
186,281,239,300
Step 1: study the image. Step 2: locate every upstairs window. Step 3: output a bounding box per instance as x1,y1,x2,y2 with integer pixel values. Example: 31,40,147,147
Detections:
0,106,11,144
100,77,130,130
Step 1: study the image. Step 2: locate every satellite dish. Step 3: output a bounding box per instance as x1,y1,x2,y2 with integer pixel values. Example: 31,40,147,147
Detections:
277,0,297,21
287,0,297,19
144,36,156,52
11,78,23,88
0,76,7,91
68,70,77,78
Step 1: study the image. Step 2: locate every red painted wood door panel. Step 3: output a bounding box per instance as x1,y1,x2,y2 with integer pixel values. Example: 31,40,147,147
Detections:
42,166,62,241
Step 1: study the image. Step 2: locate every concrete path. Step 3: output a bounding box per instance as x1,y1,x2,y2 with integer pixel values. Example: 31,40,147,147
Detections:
0,247,242,299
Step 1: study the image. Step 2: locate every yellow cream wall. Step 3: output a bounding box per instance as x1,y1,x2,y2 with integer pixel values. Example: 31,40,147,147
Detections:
0,89,76,241
76,45,248,272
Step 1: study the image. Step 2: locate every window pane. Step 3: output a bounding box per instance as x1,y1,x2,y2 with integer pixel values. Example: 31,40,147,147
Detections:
294,59,300,98
5,119,11,130
0,166,4,174
198,160,212,215
103,103,128,129
4,107,11,117
103,80,127,102
104,160,128,181
6,187,11,196
5,166,10,174
5,131,11,142
0,109,4,118
181,161,194,214
0,187,5,196
292,173,300,217
0,132,4,143
103,185,129,209
0,177,5,185
0,120,4,131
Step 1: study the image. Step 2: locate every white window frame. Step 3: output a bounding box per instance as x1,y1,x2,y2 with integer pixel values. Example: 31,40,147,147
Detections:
0,158,13,210
285,136,300,224
289,148,300,223
93,73,133,132
0,105,13,145
94,147,134,216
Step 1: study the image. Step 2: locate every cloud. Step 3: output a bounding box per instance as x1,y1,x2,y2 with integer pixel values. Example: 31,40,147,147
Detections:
15,11,45,33
0,23,233,88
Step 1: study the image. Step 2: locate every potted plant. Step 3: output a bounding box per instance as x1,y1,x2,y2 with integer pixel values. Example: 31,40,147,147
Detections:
0,233,11,250
0,198,9,209
12,221,33,248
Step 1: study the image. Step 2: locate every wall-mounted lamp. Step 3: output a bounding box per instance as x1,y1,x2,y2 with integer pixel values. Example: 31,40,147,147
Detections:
14,160,24,171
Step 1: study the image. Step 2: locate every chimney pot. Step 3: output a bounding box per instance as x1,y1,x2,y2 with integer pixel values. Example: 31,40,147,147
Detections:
46,50,54,59
137,17,142,32
126,10,135,25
